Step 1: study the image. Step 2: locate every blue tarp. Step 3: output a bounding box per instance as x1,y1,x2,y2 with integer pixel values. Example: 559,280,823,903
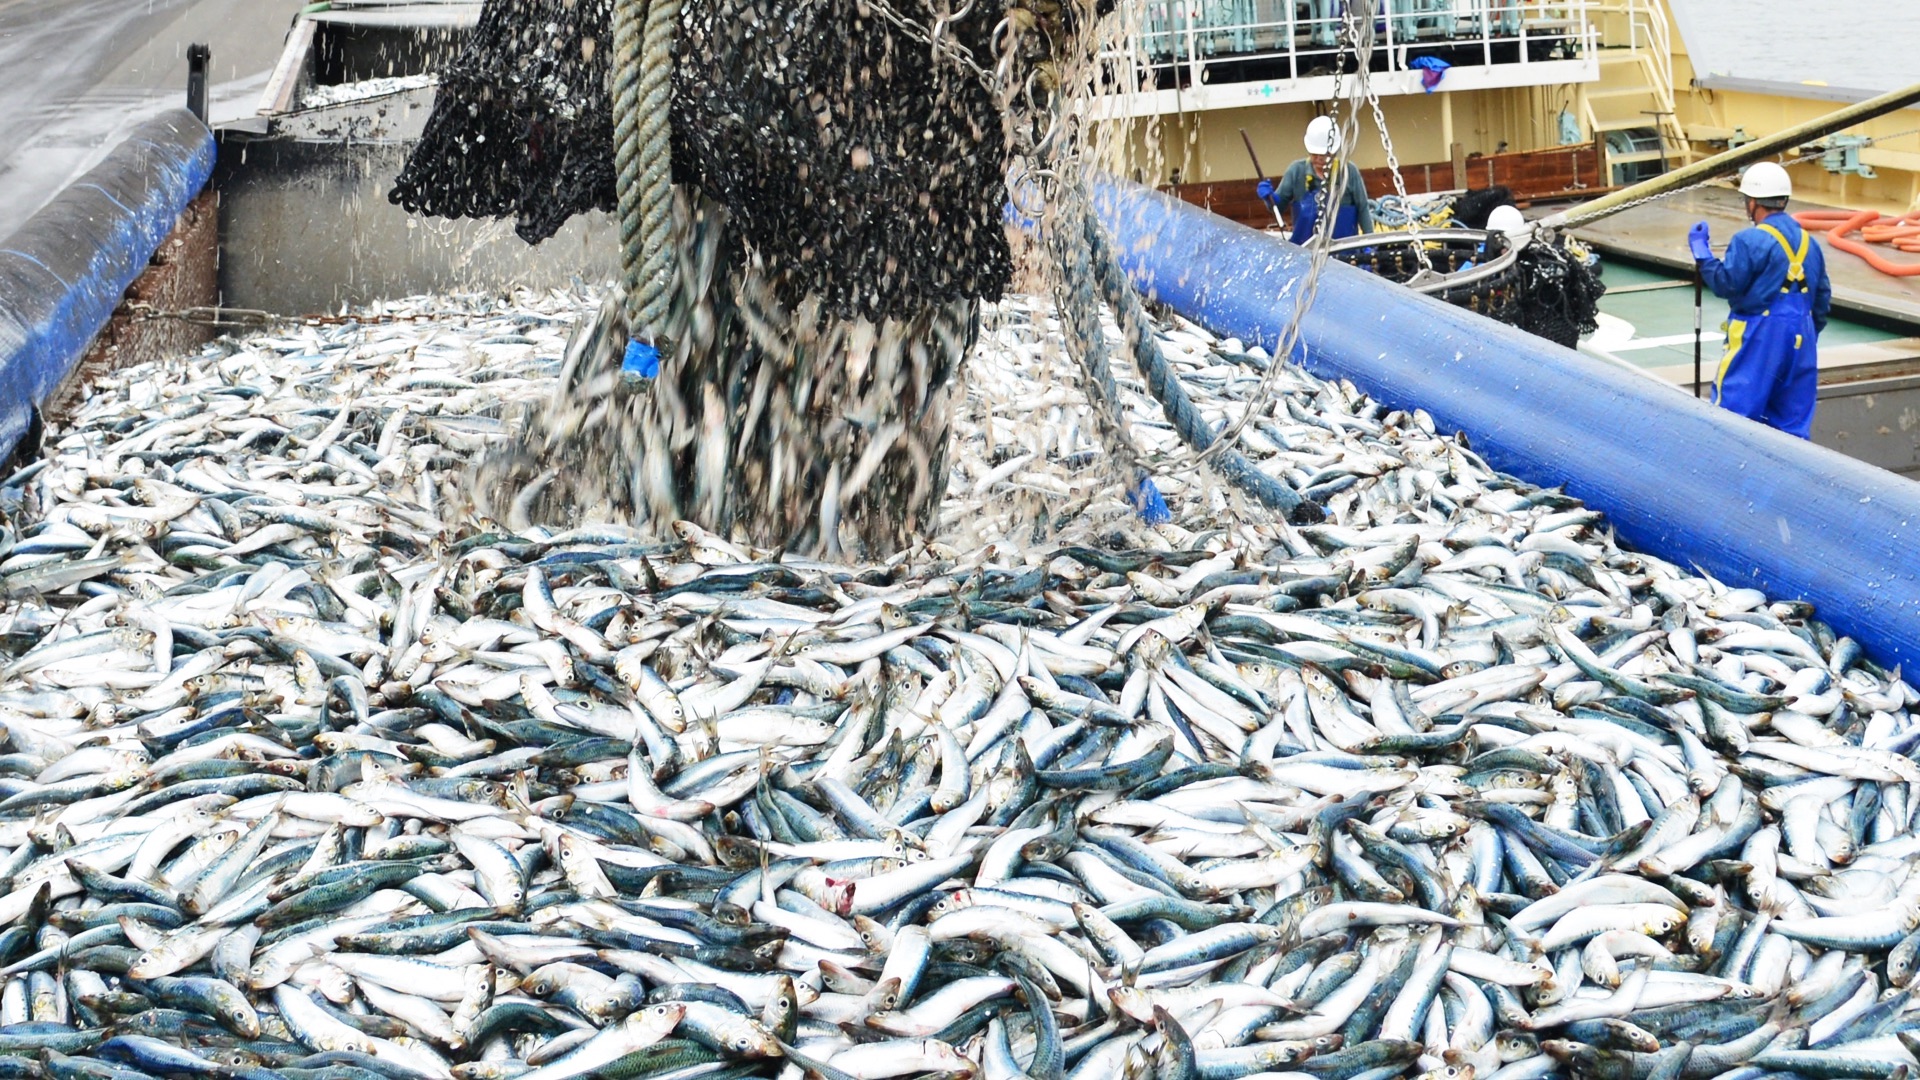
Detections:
0,109,215,459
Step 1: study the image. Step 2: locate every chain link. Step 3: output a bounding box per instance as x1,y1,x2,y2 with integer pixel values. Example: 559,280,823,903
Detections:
858,0,1002,95
1555,168,1734,235
1109,6,1368,489
1344,1,1431,274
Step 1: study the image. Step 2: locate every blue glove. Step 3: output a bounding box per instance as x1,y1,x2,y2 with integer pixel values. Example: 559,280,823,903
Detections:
1256,178,1275,204
1688,221,1713,262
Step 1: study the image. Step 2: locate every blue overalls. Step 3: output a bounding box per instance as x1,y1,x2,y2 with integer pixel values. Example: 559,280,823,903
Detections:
1700,216,1829,439
1289,173,1360,246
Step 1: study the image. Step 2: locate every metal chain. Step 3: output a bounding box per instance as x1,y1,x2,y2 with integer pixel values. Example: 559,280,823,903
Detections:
1092,9,1365,490
858,0,1001,94
1162,11,1362,471
1344,1,1431,274
1555,168,1737,234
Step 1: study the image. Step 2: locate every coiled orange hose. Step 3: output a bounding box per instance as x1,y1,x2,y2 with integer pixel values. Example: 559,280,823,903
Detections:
1794,208,1920,273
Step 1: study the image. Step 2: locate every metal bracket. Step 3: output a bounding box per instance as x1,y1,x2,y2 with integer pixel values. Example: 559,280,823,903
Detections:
187,44,210,121
1820,134,1877,178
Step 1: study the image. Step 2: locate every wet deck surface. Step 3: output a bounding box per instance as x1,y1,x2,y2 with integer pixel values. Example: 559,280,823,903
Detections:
1585,258,1909,375
0,0,301,237
1571,186,1920,329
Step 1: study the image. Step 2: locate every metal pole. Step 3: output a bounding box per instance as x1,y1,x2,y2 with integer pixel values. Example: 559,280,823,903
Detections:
1240,128,1284,228
186,44,210,122
1540,77,1920,231
1693,268,1705,399
1642,108,1672,175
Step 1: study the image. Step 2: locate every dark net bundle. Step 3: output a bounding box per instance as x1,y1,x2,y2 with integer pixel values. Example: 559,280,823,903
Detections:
421,0,1104,553
1507,240,1607,349
1451,185,1517,230
390,0,616,244
392,0,1018,322
672,0,1014,322
1427,236,1605,350
1458,191,1607,348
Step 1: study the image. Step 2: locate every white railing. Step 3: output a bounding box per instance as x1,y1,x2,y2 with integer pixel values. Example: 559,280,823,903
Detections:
1617,0,1672,97
1124,0,1595,90
1586,0,1686,157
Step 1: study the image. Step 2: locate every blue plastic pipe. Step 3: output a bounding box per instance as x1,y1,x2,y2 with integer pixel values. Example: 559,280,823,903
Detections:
1095,179,1920,675
0,109,215,459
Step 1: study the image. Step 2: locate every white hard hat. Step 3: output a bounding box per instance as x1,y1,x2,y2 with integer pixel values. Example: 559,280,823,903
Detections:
1738,161,1793,200
1486,204,1527,236
1305,115,1340,156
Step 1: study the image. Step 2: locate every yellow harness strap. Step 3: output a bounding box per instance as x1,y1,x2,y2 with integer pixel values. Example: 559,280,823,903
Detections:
1757,223,1811,293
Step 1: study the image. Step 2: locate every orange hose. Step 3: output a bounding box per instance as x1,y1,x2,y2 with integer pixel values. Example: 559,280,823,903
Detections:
1794,208,1920,277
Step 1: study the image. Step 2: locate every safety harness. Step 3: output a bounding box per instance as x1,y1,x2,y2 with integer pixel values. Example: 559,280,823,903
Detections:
1757,223,1812,294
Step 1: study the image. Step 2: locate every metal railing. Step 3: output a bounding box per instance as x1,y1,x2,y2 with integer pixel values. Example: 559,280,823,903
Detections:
1126,0,1595,89
1581,0,1688,160
1614,0,1672,94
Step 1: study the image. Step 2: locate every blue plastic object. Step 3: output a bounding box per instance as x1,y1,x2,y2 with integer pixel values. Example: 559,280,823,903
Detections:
1409,55,1450,92
0,109,214,461
1093,178,1920,674
622,339,661,381
1130,475,1172,525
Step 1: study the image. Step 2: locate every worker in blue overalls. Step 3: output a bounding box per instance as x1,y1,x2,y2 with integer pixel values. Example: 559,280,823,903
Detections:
1257,116,1373,246
1689,161,1831,438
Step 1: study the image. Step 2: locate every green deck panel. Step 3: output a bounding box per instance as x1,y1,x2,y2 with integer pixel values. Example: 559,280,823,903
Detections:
1588,256,1901,371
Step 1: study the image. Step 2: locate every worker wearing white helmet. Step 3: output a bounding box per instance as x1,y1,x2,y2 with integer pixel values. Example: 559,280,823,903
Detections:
1687,160,1831,438
1256,115,1373,245
1485,204,1528,238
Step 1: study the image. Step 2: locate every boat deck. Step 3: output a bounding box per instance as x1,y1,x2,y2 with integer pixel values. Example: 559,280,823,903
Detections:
1571,187,1920,329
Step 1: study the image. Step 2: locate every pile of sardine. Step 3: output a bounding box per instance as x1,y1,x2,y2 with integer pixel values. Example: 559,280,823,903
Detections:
300,76,438,111
0,288,1914,1080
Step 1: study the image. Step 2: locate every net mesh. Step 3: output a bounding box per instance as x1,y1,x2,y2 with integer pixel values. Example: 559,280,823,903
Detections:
389,0,617,244
392,0,1021,322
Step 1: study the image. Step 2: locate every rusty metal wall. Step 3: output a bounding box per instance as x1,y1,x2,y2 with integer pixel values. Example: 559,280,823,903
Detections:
49,190,222,422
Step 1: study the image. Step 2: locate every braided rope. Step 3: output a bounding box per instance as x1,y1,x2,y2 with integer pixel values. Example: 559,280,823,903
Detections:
1079,210,1315,522
612,0,680,347
1048,193,1147,486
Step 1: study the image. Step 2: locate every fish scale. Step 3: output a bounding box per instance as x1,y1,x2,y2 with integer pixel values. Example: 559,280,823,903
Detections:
0,289,1909,1079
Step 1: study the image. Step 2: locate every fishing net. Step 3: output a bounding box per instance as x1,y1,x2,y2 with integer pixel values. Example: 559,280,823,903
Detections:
672,0,1015,322
1506,239,1607,349
389,0,617,244
399,0,1253,554
1451,185,1518,230
394,0,1096,554
392,0,1020,322
1406,188,1606,348
1381,228,1604,350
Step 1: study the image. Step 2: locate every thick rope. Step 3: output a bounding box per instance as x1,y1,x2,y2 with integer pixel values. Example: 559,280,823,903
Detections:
612,0,680,353
1047,195,1146,489
1080,208,1319,523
